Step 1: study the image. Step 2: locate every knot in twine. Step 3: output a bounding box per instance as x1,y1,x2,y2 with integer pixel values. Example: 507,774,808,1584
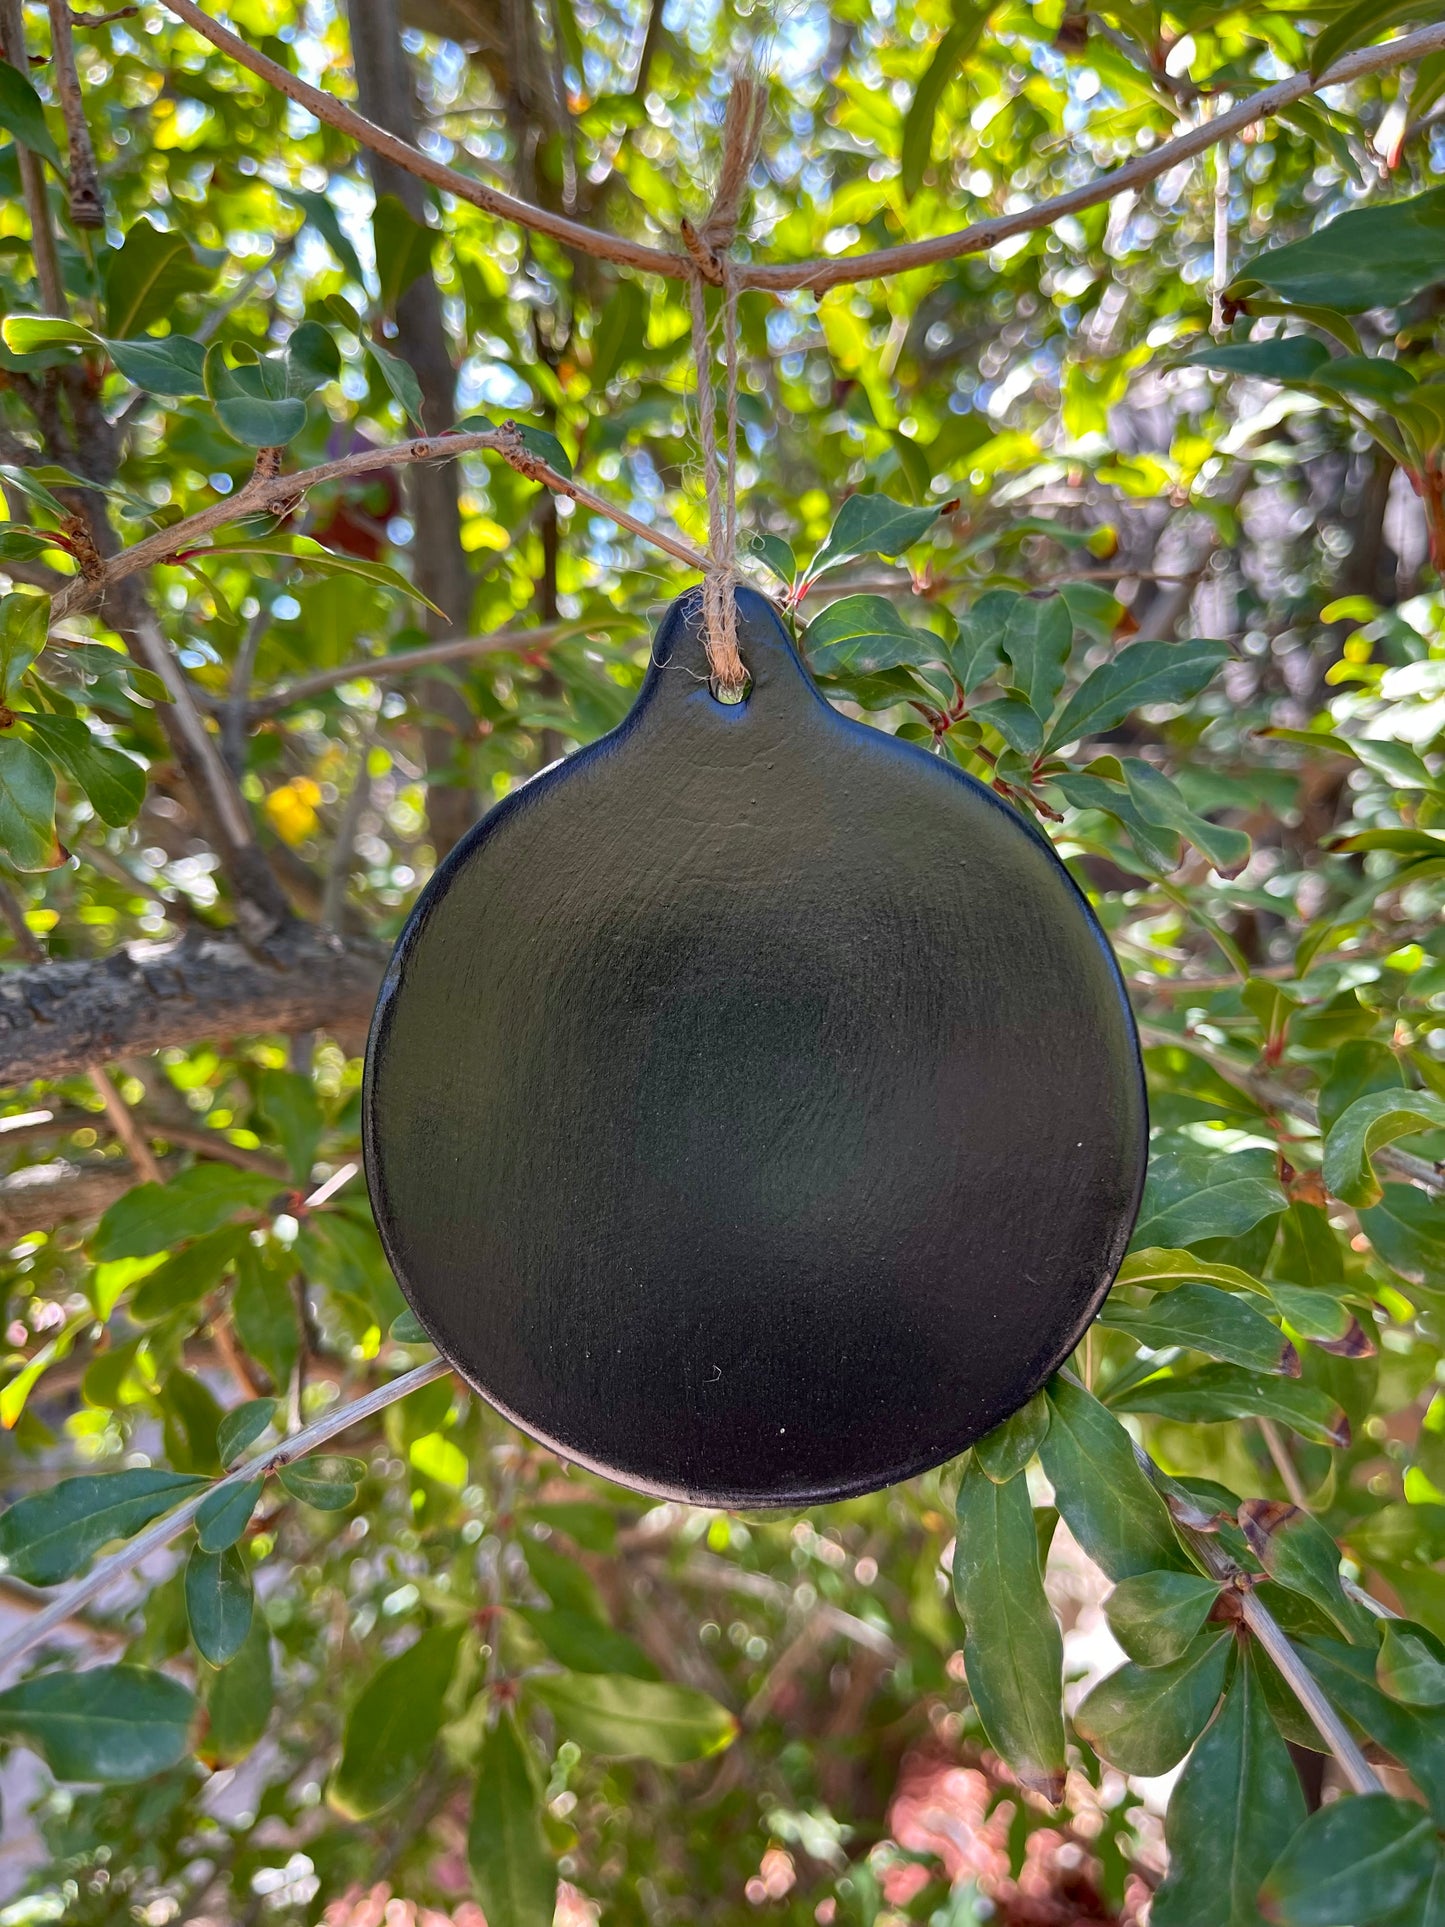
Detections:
683,70,766,699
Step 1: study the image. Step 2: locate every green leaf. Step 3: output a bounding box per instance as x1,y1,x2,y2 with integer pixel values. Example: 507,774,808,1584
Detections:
1105,1570,1223,1668
515,1607,659,1680
92,1165,277,1261
1379,1622,1445,1707
526,1502,617,1554
256,1066,323,1184
0,467,66,518
0,590,50,699
1047,639,1231,751
1241,187,1445,315
467,1711,558,1927
900,8,991,200
1116,1365,1351,1449
104,220,212,337
0,1664,195,1783
0,59,61,165
278,1455,365,1511
975,691,1043,759
998,593,1072,720
1074,1631,1231,1776
805,595,942,676
0,734,59,871
283,187,365,281
195,1476,263,1555
203,1612,272,1761
1038,1375,1187,1580
103,333,208,397
951,1459,1065,1801
1322,1090,1445,1209
185,1543,253,1666
389,1308,431,1345
1100,1283,1298,1376
161,1366,224,1474
372,193,435,313
20,713,145,827
1132,1149,1285,1251
1151,1649,1305,1927
216,1399,277,1468
521,1534,608,1623
974,1391,1049,1482
214,391,307,449
1121,758,1251,875
1311,0,1444,77
1118,1248,1274,1298
1261,1793,1438,1926
330,1623,464,1817
0,1468,206,1585
806,493,948,584
1302,1637,1445,1820
367,337,424,430
0,315,96,356
745,530,796,587
528,1672,737,1764
1180,337,1332,383
232,1241,300,1391
1237,1500,1376,1644
128,1223,251,1324
1317,1038,1407,1137
457,414,573,479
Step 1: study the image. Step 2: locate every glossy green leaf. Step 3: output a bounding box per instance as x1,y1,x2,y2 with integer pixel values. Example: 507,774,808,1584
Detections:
256,1066,323,1184
467,1710,558,1927
367,337,425,430
0,1468,206,1585
0,590,50,700
1238,1500,1376,1643
1322,1089,1445,1209
1074,1631,1231,1776
195,1476,263,1555
1047,638,1230,751
1132,1150,1285,1251
900,7,991,199
0,735,59,871
278,1455,366,1511
1241,187,1445,314
92,1165,277,1262
216,1399,277,1468
1261,1793,1438,1926
528,1672,737,1763
103,333,208,396
128,1223,251,1324
330,1623,464,1817
1181,337,1332,383
998,593,1071,720
515,1607,659,1680
805,594,941,675
372,193,435,312
951,1459,1065,1801
1105,1570,1223,1668
20,714,145,827
1302,1637,1445,1821
974,1390,1049,1482
185,1543,254,1666
806,493,947,583
1117,1365,1350,1449
231,1242,300,1392
0,59,61,165
1101,1284,1298,1376
204,1613,272,1762
1038,1375,1186,1580
104,220,212,337
1151,1650,1305,1927
1379,1622,1445,1707
0,1665,194,1783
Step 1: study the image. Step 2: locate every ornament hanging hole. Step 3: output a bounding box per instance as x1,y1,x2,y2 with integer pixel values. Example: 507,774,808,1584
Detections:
709,669,751,706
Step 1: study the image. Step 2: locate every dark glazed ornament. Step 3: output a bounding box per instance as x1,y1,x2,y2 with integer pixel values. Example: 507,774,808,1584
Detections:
364,585,1146,1506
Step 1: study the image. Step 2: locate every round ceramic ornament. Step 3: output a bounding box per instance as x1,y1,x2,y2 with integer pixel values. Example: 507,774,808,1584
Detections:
363,584,1146,1506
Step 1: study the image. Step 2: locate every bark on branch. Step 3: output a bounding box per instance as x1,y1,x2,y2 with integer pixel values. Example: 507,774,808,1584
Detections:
0,928,385,1089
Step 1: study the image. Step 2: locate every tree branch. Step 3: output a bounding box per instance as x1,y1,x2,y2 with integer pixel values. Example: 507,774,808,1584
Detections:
0,927,384,1089
155,3,1445,295
49,426,707,628
0,1355,452,1677
0,1154,164,1240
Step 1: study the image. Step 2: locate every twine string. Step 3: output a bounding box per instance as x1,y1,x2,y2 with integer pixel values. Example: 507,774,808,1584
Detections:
684,70,765,699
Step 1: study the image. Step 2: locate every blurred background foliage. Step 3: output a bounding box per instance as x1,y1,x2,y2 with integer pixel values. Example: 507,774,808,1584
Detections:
0,0,1441,1921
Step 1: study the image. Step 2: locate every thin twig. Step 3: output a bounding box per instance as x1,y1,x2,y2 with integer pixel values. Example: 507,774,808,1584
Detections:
153,1,1445,295
0,0,66,314
86,1066,162,1185
0,1356,451,1677
49,427,707,627
1257,1417,1310,1509
45,0,103,227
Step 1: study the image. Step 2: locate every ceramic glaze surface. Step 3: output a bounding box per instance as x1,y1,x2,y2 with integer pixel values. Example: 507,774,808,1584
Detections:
364,585,1147,1505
